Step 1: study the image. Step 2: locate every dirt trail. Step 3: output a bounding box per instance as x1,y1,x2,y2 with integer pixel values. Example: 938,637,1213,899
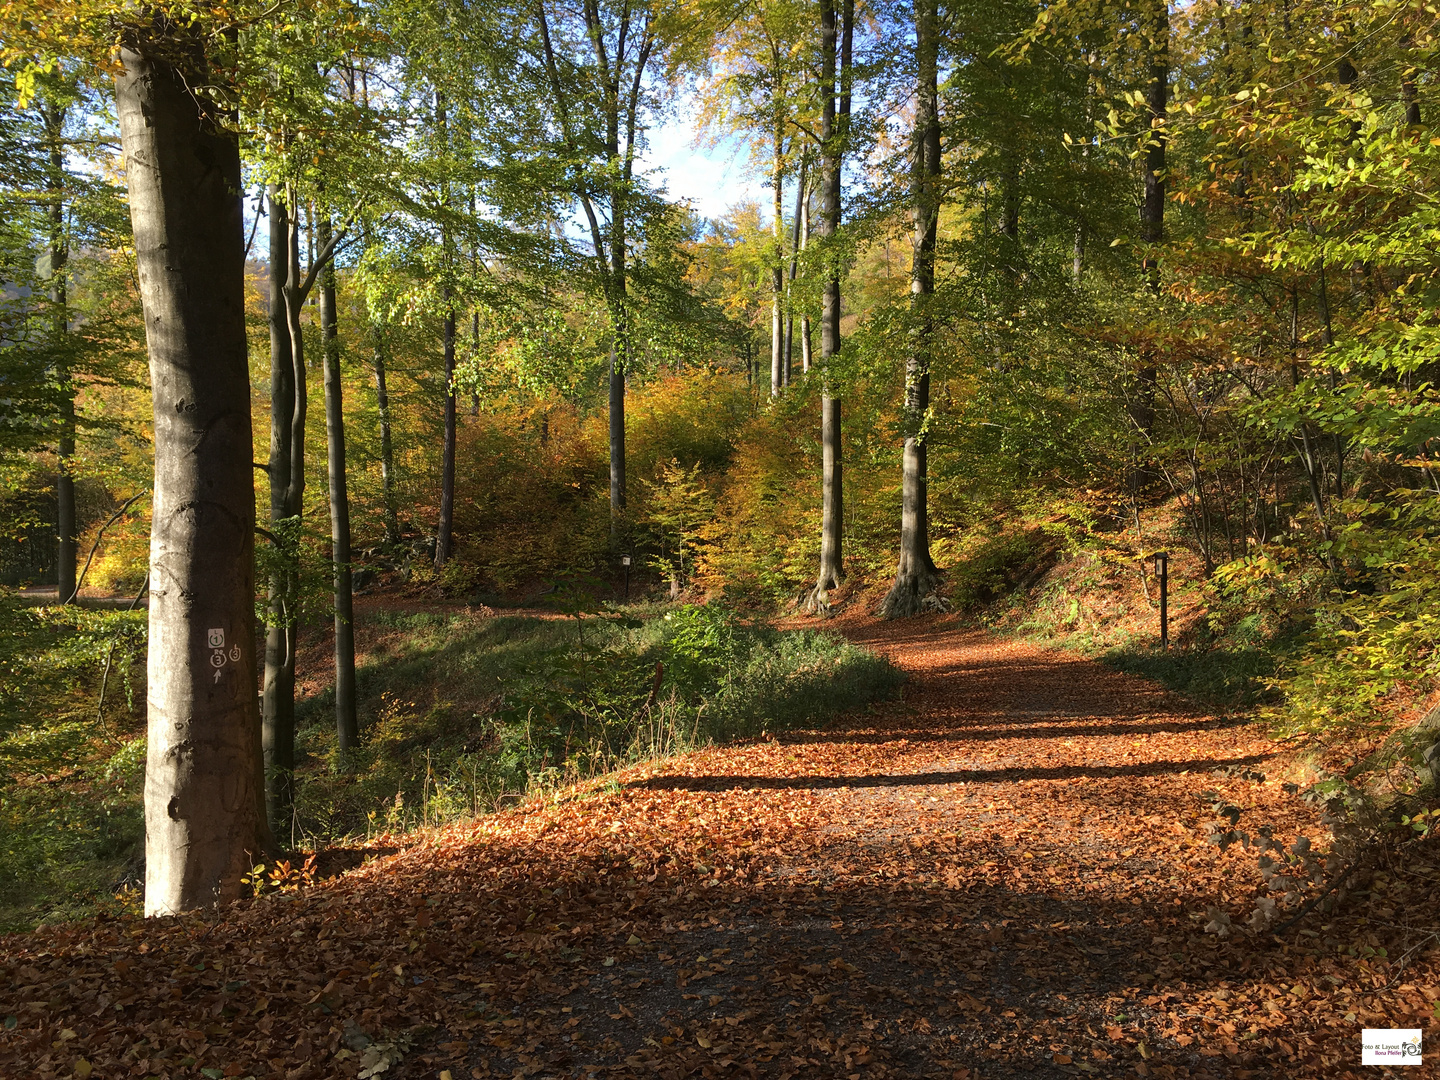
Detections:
4,617,1434,1080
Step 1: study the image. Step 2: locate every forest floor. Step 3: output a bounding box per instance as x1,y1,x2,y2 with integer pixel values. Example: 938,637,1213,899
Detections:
4,612,1439,1079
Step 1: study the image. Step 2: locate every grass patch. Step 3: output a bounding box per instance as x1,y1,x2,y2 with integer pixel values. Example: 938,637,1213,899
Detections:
290,604,902,843
0,598,899,928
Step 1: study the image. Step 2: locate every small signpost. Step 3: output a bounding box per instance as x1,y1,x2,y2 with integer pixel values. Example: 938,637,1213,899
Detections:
1152,551,1170,650
621,553,631,601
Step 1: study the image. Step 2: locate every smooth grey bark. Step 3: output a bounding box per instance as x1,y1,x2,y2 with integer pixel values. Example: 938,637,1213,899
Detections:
360,224,401,547
372,323,400,547
115,31,264,915
770,79,785,398
319,219,358,752
536,0,653,542
470,309,481,417
880,0,944,619
262,188,296,836
262,188,346,832
805,0,852,613
434,90,457,573
42,100,76,604
609,340,625,532
1130,0,1168,491
800,186,812,374
784,152,807,387
435,299,457,571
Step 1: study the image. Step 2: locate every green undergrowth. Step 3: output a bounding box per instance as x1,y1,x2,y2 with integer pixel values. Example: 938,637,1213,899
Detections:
288,603,902,846
0,596,148,933
0,595,898,930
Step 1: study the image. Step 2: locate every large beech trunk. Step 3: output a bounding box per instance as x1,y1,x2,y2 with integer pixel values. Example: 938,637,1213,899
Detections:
880,0,944,618
115,32,264,916
319,220,358,752
806,0,852,613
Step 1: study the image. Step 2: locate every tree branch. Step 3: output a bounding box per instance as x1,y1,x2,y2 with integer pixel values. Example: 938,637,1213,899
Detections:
66,490,147,605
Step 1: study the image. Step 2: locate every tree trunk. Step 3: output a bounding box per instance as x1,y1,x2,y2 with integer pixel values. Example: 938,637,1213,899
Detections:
880,0,944,619
363,220,400,547
435,299,457,572
800,181,813,374
1001,157,1021,284
771,102,785,398
319,219,358,753
261,187,297,837
372,324,401,547
44,101,76,604
609,337,626,536
470,309,481,416
1130,0,1168,493
265,189,312,835
607,206,629,544
115,31,264,915
434,89,457,573
806,0,852,613
785,153,807,387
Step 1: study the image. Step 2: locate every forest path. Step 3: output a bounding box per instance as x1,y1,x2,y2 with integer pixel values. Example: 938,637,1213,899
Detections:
5,617,1427,1080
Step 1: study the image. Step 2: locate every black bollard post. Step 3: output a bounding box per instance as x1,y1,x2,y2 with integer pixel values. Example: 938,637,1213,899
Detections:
1153,551,1169,649
621,553,631,602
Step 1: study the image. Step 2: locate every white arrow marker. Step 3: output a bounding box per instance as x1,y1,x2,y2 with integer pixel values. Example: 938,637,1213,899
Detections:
213,669,223,683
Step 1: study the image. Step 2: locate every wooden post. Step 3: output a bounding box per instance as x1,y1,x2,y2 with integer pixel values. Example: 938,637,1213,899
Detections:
1153,551,1169,649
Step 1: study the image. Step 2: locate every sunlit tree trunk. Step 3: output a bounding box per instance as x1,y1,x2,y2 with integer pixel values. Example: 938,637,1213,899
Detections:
372,328,400,546
115,27,265,914
1130,0,1168,492
806,0,852,613
319,219,358,753
261,187,297,836
359,223,401,548
536,0,651,545
42,100,76,604
436,298,457,570
785,152,807,386
880,0,943,619
771,76,785,398
800,187,812,374
261,188,343,832
434,92,458,572
605,121,631,546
